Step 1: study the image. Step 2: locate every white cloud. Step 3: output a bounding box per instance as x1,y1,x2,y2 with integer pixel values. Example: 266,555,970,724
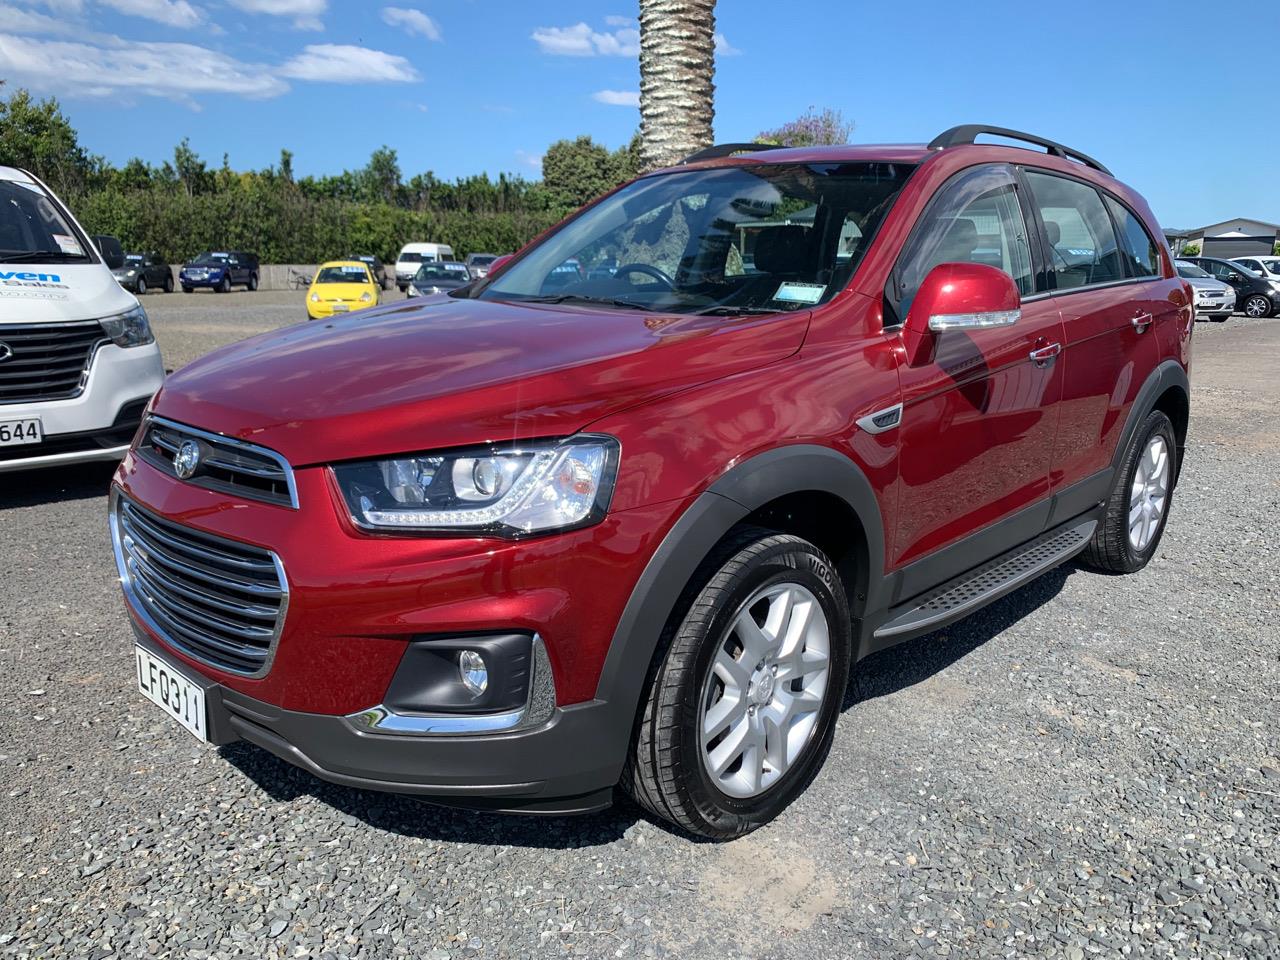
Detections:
0,31,287,102
602,14,632,27
515,149,542,171
714,33,740,55
224,0,325,30
531,21,638,57
277,43,419,83
0,2,83,33
100,0,202,27
380,6,440,40
592,89,638,107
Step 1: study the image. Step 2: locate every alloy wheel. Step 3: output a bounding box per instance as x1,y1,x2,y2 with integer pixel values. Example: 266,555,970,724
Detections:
698,582,831,799
1128,434,1169,551
1245,296,1269,318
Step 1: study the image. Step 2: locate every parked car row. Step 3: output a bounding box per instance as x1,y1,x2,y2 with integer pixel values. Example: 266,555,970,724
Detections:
1179,256,1280,319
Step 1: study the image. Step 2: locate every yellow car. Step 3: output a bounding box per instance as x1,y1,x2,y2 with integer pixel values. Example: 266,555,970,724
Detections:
306,261,381,320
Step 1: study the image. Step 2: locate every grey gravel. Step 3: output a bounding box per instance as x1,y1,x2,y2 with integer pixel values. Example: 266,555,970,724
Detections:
2,299,1278,959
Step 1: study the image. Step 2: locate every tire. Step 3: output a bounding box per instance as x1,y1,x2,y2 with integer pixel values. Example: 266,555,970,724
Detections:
1243,295,1272,319
1081,410,1176,574
182,286,193,294
163,273,174,293
135,276,146,295
217,277,231,294
623,527,851,840
247,273,259,292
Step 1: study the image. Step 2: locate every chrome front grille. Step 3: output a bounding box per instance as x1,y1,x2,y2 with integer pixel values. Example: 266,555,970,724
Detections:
112,494,288,676
0,320,108,404
135,416,297,508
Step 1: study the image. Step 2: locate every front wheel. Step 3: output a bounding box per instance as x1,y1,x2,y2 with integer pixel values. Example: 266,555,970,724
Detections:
182,286,193,294
624,528,851,840
1081,410,1176,574
247,273,259,292
163,274,174,293
135,276,147,295
1244,295,1272,319
217,277,231,294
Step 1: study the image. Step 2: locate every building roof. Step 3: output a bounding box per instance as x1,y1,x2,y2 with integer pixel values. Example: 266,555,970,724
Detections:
1194,217,1280,234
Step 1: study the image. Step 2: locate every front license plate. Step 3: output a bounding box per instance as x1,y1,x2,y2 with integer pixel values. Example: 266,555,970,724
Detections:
135,646,208,742
331,303,349,312
0,418,42,447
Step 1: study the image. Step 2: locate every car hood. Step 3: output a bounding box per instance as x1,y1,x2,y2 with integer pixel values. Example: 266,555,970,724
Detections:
311,282,374,301
182,263,225,271
1184,276,1231,292
0,262,138,323
152,296,810,466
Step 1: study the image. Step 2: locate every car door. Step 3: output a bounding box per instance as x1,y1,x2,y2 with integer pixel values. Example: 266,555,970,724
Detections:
1020,170,1161,504
888,163,1065,570
1199,259,1245,306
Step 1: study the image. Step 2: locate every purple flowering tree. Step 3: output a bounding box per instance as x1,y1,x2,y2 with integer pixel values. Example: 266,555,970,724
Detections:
755,108,853,148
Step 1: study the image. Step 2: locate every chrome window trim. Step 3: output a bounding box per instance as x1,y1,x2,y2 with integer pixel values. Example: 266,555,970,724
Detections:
109,489,290,679
343,635,557,737
145,415,300,509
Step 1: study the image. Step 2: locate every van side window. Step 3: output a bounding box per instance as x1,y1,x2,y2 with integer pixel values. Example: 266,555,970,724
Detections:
1104,197,1160,278
1024,171,1123,289
889,164,1034,321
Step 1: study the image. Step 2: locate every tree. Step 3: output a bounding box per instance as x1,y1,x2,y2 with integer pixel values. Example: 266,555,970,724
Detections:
638,0,717,171
172,137,210,198
0,87,95,193
360,146,402,205
756,107,853,148
542,135,638,210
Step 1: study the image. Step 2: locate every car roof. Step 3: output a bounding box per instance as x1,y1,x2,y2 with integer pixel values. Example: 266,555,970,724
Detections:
318,259,374,271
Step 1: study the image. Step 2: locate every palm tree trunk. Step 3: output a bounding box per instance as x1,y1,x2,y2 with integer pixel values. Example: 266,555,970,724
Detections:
638,0,717,171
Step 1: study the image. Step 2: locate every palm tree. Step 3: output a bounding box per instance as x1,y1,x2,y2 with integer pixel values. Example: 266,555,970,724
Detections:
638,0,717,171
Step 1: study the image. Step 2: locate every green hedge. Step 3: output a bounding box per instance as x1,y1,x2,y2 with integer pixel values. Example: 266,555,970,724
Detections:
70,186,566,264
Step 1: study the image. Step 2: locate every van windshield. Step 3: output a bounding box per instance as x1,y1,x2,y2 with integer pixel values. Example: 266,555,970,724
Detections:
0,179,91,263
476,161,915,314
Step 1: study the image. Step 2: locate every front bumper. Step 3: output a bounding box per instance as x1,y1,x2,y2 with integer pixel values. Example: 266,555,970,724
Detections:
0,342,162,473
112,451,685,807
306,300,375,319
180,274,225,289
1194,295,1235,315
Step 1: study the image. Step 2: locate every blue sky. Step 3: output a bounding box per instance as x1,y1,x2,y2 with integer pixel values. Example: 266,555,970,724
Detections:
0,0,1275,228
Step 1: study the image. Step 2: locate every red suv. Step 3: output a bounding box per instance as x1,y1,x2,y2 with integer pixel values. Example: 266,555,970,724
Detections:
112,126,1192,839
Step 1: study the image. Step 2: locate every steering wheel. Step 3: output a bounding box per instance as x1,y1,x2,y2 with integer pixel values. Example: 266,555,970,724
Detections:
613,263,675,290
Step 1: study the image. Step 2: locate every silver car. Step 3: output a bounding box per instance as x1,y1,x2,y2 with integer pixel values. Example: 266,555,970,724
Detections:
1175,259,1234,322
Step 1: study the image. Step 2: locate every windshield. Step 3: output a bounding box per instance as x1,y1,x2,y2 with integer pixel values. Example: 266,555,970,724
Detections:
1175,261,1210,279
477,161,914,314
468,254,497,266
316,265,371,283
193,252,230,265
0,179,91,262
399,252,427,264
414,263,468,282
1249,258,1278,275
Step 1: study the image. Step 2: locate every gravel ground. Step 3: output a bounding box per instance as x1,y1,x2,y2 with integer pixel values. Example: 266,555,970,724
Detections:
1,298,1277,960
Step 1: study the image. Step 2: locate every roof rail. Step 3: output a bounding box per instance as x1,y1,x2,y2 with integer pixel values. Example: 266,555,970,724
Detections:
927,125,1112,177
680,142,788,164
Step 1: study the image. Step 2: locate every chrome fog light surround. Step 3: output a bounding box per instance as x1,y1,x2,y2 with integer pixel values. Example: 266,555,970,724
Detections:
344,635,556,736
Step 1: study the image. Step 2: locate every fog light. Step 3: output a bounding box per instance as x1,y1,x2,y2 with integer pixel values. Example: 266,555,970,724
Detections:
458,650,488,696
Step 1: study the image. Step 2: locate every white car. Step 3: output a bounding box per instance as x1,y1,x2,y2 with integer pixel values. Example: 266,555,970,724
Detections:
0,166,164,473
1232,255,1280,283
1175,259,1235,322
394,242,455,292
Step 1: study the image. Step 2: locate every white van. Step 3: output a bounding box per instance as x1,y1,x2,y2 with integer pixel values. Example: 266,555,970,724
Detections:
394,242,454,291
0,166,164,473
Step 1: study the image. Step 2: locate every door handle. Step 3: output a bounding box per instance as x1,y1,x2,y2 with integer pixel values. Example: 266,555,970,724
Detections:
1029,342,1061,366
1131,312,1153,332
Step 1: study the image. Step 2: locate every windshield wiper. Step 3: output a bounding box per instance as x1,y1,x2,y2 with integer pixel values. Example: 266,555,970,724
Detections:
693,305,781,316
515,294,653,312
0,250,89,264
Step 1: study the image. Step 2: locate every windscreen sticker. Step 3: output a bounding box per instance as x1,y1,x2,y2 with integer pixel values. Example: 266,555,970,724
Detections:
52,234,83,256
771,281,826,304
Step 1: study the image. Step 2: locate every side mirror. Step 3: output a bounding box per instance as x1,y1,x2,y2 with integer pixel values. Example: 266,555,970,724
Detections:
1226,272,1242,283
92,235,125,271
902,262,1021,366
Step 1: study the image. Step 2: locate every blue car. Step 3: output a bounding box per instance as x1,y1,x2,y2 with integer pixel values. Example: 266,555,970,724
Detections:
179,251,259,293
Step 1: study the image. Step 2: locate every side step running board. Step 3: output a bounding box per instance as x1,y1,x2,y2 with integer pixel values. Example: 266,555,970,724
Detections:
874,518,1096,640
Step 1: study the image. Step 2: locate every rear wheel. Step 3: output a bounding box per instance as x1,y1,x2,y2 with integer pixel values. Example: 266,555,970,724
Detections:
623,528,851,840
1081,410,1176,574
163,273,174,293
135,276,147,295
1244,295,1272,318
247,273,259,292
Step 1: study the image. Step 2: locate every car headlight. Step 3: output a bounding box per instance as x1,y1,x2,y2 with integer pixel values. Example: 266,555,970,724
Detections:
98,304,154,348
333,436,620,536
310,293,320,302
360,292,372,302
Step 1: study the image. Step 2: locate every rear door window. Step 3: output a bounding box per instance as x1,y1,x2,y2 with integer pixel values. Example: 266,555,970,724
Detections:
1024,171,1124,289
1104,197,1161,278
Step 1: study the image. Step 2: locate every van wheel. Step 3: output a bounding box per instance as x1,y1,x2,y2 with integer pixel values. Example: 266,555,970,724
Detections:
1081,410,1176,574
623,528,850,840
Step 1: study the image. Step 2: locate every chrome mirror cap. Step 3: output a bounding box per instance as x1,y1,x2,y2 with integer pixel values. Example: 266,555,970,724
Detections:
928,308,1020,332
